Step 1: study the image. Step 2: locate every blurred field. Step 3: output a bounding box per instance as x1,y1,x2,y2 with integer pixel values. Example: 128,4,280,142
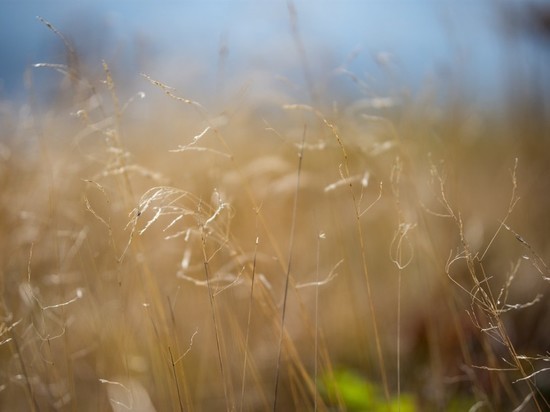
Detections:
1,9,550,412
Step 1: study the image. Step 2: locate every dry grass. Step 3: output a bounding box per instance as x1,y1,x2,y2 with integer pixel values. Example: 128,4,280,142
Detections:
1,14,550,412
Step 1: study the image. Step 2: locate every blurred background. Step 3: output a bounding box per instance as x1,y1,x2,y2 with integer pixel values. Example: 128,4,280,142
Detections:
1,1,550,410
0,0,548,109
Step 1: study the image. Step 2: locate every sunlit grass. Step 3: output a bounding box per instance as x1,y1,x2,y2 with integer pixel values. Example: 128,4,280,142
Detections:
1,13,550,412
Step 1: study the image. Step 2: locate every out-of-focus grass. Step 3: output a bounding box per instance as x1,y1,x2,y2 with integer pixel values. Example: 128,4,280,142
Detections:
1,14,550,412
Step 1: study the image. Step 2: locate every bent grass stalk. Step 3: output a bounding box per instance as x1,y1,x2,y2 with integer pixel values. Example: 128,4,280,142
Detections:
144,77,327,407
328,118,390,403
240,219,259,412
200,226,233,411
389,157,416,410
436,159,550,411
273,124,307,411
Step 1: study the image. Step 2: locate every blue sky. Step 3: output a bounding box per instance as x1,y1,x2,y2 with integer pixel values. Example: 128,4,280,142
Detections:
0,1,515,105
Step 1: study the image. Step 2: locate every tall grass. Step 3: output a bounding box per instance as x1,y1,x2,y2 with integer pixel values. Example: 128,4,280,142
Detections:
1,13,550,412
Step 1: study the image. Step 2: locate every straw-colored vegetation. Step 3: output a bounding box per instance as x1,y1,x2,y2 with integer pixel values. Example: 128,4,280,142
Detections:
1,11,549,412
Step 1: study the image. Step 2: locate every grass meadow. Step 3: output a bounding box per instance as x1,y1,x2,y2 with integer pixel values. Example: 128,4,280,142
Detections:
1,12,550,412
